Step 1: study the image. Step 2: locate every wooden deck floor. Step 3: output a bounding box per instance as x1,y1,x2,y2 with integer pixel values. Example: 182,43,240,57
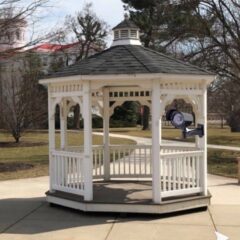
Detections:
46,181,211,214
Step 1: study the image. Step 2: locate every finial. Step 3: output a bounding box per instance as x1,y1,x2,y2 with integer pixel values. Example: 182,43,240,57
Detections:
124,13,129,20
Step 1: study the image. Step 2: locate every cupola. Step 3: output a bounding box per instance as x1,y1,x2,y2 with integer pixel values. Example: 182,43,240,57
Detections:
112,14,141,46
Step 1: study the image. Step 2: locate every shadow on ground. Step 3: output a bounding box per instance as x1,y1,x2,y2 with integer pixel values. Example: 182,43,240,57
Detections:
0,196,207,235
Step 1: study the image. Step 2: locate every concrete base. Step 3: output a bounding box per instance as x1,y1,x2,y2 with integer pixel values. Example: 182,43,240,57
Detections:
46,181,211,215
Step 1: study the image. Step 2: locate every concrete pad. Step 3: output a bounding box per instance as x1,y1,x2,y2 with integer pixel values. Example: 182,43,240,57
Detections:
1,219,113,240
0,177,48,199
0,202,116,239
209,205,240,226
0,221,112,240
0,198,44,232
107,222,216,240
217,226,240,240
117,210,213,226
208,174,240,205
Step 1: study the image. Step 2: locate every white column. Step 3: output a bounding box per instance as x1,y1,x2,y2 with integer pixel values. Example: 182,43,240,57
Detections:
60,99,68,150
151,79,161,203
159,119,162,145
159,102,163,145
103,88,110,180
83,81,93,201
198,86,208,196
48,89,55,192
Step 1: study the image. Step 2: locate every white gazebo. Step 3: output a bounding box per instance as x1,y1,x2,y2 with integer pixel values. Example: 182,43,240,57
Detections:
39,16,215,214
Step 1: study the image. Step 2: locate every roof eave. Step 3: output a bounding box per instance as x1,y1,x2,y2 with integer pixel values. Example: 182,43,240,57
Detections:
39,73,216,86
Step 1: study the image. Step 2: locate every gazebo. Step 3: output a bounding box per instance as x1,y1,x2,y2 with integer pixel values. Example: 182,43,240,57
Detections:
39,16,215,214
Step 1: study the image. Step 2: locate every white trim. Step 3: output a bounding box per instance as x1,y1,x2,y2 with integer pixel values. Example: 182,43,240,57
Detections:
162,187,202,198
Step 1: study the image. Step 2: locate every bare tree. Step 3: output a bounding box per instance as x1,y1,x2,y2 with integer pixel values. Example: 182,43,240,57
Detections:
179,0,240,131
56,3,109,129
0,0,55,141
0,52,47,143
64,3,109,61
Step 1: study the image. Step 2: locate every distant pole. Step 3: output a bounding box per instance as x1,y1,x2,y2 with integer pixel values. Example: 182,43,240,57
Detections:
237,157,240,185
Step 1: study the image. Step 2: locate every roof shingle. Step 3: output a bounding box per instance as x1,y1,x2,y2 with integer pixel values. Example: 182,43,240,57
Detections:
46,45,213,79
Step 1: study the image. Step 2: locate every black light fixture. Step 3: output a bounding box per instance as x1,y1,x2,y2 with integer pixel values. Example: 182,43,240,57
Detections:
166,109,204,139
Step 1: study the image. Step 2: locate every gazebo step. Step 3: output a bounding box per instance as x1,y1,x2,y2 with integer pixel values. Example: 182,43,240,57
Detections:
46,181,211,215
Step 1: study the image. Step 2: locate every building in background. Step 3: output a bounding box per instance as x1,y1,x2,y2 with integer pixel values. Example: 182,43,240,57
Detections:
0,18,27,52
27,42,99,74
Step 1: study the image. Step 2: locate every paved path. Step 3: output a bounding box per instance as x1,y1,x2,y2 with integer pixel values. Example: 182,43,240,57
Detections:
94,132,240,152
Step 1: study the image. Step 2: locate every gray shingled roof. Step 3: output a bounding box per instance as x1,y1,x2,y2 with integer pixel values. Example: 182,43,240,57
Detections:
112,18,139,30
46,45,212,79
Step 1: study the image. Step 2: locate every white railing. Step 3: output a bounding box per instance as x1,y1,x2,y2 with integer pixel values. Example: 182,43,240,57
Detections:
160,150,203,198
51,150,85,196
109,145,152,178
51,144,203,198
66,145,104,179
92,145,104,178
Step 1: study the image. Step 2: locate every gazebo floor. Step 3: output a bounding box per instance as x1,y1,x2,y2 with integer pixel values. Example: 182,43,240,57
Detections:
46,181,211,215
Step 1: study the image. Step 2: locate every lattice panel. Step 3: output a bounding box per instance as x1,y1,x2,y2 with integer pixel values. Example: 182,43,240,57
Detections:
160,82,202,91
50,83,83,93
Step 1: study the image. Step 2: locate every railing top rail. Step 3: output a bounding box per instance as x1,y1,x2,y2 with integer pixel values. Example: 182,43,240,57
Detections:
52,150,83,158
160,144,198,149
109,144,150,149
161,150,204,158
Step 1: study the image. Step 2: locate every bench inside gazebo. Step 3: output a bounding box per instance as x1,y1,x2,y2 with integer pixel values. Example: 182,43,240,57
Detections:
39,15,215,214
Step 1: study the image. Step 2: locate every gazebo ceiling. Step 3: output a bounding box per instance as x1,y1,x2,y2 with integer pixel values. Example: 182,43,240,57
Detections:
46,45,212,79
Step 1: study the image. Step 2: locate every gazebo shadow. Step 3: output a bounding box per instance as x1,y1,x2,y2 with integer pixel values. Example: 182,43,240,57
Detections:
0,197,116,235
0,189,207,235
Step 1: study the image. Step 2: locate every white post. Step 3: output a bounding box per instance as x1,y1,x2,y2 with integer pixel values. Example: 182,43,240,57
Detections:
152,79,161,203
103,88,110,180
198,86,208,196
83,81,93,201
194,110,200,148
48,88,55,192
60,99,68,150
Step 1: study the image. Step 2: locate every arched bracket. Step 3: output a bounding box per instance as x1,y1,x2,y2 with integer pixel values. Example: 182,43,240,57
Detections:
109,100,125,117
50,97,62,119
92,100,104,117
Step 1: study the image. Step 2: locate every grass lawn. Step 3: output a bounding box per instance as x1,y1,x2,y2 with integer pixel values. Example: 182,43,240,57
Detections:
0,131,135,181
208,149,239,178
1,126,240,180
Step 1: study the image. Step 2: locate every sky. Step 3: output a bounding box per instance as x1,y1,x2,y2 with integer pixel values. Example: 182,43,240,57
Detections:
36,0,125,45
56,0,125,28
